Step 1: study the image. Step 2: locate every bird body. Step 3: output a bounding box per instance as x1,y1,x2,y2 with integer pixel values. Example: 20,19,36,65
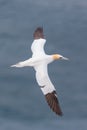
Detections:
11,27,68,116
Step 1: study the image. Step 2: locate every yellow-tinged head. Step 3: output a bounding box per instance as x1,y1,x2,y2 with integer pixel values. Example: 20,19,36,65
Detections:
52,54,69,60
52,54,61,60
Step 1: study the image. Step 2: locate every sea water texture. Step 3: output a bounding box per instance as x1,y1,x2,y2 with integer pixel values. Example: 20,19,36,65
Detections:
0,0,87,130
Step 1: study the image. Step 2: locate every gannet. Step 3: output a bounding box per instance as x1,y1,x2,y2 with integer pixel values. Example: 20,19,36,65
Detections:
11,27,69,116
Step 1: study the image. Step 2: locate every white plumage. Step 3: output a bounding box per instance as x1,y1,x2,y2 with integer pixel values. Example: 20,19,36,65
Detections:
31,39,56,95
11,27,68,116
31,39,46,57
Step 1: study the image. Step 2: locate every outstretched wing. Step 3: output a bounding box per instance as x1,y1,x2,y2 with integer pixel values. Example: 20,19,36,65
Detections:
31,27,46,57
31,38,46,57
34,64,63,116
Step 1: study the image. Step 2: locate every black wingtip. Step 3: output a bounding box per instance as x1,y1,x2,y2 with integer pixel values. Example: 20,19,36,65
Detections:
45,91,63,116
33,27,44,39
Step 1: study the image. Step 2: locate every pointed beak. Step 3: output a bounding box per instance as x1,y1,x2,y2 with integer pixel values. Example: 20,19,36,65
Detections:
61,56,69,60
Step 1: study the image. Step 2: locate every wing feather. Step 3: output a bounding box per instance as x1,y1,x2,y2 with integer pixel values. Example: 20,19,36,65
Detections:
31,39,46,57
33,27,44,39
35,64,63,116
45,91,63,116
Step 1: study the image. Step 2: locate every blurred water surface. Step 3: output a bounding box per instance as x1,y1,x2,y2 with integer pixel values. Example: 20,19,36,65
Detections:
0,0,87,130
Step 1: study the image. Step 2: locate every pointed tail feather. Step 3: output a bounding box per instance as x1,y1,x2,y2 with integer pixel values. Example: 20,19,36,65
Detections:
11,62,24,67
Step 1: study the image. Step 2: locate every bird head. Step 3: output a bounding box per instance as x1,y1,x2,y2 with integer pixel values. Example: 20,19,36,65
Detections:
52,54,69,60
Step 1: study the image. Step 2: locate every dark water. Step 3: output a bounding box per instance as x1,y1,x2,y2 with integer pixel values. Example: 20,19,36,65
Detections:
0,0,87,129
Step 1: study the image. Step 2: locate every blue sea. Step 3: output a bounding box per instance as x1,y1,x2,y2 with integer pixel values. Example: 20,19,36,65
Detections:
0,0,87,130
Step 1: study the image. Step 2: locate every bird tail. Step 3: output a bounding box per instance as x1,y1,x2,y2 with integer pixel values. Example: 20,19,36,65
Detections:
11,62,24,68
11,58,34,68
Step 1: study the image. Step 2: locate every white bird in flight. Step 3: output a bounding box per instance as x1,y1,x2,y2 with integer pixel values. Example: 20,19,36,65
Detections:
11,27,69,116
